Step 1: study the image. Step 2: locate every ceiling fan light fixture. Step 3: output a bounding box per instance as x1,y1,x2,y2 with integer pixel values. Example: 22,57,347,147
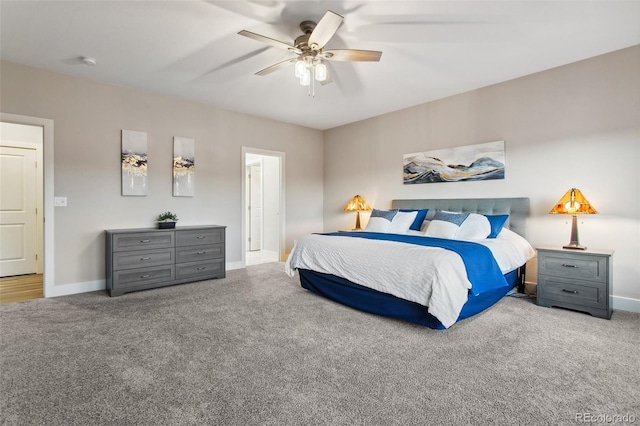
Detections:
299,67,311,86
314,62,327,82
294,59,306,78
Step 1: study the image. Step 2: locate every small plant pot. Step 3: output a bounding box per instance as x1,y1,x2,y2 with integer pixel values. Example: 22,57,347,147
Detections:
158,221,176,229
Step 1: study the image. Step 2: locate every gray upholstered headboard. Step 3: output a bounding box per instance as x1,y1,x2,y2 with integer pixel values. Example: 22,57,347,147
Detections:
391,198,530,238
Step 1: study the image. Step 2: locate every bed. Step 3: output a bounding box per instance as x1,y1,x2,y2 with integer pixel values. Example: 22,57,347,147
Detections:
285,197,534,329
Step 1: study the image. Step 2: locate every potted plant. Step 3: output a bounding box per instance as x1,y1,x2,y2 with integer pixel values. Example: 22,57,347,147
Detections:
156,211,178,229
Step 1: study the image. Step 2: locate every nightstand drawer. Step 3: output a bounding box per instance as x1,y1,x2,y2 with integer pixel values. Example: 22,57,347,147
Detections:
538,251,607,283
537,276,606,309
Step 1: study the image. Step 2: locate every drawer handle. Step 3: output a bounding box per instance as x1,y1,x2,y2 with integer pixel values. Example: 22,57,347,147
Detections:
140,257,151,261
140,239,151,243
140,274,152,278
562,289,578,294
196,251,206,255
196,267,206,271
196,236,206,239
562,264,578,268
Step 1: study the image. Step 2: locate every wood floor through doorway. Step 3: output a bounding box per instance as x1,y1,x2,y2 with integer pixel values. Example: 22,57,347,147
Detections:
0,274,43,304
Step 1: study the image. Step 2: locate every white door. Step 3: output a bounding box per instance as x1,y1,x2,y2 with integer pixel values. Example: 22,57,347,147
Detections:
0,146,38,277
249,164,262,251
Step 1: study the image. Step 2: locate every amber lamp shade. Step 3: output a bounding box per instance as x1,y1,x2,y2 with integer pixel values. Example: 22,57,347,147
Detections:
549,188,597,250
344,195,372,230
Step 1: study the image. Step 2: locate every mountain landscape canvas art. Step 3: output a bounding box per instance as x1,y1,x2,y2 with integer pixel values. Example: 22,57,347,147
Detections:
403,141,505,184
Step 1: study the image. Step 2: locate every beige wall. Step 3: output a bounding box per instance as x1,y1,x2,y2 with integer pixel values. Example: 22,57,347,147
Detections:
0,61,323,292
324,46,640,310
2,46,638,310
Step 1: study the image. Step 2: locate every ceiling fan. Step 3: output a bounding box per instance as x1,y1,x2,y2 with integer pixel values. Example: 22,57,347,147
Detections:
238,10,382,93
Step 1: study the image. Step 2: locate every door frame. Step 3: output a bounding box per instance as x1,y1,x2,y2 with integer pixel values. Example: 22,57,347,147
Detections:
0,113,54,297
241,147,285,267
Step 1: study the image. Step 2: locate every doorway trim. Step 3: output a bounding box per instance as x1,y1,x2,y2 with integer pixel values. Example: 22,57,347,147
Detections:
241,147,285,267
0,113,54,297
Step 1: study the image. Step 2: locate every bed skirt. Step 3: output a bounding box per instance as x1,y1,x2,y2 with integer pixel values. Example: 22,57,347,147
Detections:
299,267,523,330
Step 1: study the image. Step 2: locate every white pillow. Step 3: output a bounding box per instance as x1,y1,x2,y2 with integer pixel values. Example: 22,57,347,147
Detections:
425,211,469,239
456,213,491,240
365,209,398,233
388,211,418,234
497,228,536,260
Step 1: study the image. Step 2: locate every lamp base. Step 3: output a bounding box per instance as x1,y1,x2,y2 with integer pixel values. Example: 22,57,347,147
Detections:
563,243,587,250
353,211,363,231
564,215,586,250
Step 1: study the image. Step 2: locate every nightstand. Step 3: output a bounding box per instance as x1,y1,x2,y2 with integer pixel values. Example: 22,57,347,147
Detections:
536,247,613,319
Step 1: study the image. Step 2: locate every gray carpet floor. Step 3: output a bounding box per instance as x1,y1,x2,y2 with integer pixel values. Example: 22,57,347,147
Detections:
1,262,638,426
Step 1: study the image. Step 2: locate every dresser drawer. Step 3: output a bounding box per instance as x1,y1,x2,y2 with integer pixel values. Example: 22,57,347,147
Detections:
113,248,175,271
176,259,225,280
112,231,174,252
176,243,224,264
113,265,175,289
537,275,606,309
176,228,224,247
538,251,607,283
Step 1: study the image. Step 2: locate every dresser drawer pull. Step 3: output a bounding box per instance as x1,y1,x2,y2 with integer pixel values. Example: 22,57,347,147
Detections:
140,257,151,261
562,264,578,268
562,289,578,294
140,239,151,243
196,267,206,271
196,251,206,255
196,236,206,239
140,274,152,278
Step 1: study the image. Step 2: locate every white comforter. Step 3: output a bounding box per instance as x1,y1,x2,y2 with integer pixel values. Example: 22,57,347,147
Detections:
285,230,534,328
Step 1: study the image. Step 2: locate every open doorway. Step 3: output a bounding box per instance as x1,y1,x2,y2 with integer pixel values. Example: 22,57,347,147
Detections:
242,148,284,266
0,113,54,300
0,121,44,302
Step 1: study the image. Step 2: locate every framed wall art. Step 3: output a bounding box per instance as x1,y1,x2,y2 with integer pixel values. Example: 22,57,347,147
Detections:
173,137,194,197
121,130,148,196
403,140,505,184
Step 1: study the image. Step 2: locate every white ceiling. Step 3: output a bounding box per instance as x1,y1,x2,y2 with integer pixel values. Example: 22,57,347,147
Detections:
1,1,639,130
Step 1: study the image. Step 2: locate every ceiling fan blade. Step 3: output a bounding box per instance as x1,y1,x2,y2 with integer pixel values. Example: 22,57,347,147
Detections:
323,49,382,62
308,11,343,50
255,57,297,76
238,30,300,53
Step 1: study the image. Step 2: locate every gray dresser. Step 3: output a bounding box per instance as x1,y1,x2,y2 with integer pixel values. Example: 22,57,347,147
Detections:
105,225,226,296
536,246,613,319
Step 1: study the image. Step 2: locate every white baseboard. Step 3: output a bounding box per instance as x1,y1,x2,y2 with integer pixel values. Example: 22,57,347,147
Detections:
45,263,244,298
612,295,640,313
47,279,106,298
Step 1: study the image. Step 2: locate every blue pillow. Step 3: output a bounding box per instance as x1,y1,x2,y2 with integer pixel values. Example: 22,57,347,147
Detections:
485,214,509,238
399,209,429,231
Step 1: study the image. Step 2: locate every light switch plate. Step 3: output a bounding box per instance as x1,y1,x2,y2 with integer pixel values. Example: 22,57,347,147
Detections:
54,197,67,207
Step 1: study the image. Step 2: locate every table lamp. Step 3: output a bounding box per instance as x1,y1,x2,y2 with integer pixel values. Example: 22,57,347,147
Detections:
344,195,372,230
549,188,597,250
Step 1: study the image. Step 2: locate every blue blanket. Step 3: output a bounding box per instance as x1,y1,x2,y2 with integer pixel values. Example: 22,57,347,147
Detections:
322,232,508,296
